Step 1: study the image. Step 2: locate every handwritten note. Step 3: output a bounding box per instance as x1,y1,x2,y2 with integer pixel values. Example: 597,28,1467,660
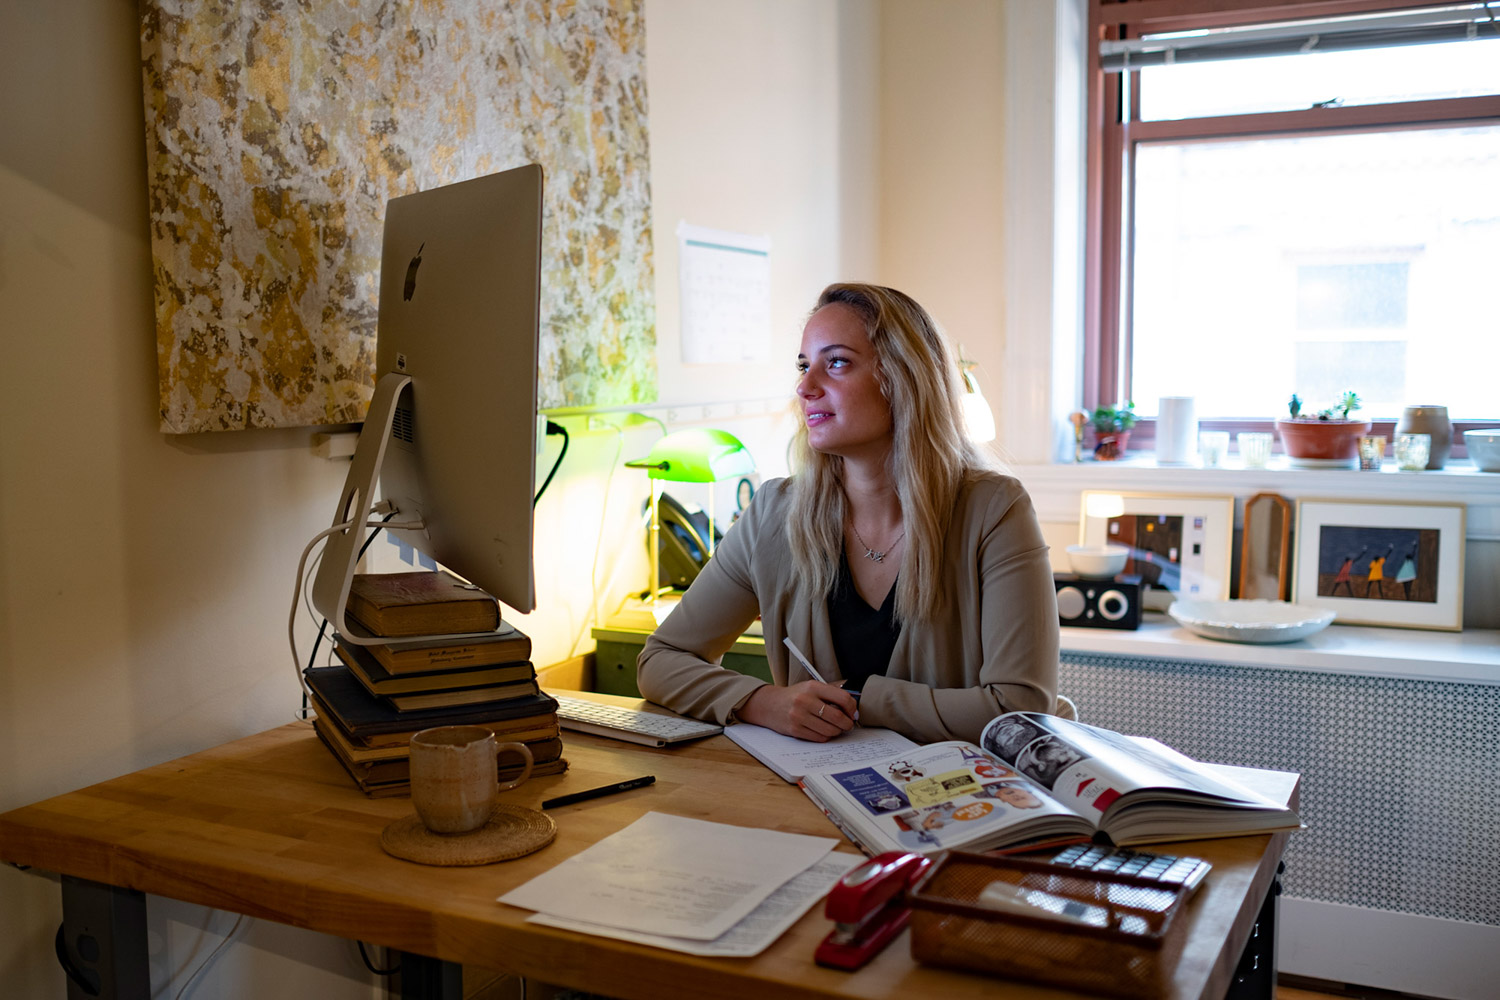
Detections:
724,724,920,782
497,812,835,940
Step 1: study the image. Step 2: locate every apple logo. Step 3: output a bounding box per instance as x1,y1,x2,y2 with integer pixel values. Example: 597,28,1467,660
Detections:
403,242,424,301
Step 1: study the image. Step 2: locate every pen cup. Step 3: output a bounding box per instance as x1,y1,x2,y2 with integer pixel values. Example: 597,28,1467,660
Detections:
410,726,533,834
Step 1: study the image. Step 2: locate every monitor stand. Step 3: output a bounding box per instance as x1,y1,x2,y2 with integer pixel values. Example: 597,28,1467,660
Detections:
311,372,409,647
309,373,509,647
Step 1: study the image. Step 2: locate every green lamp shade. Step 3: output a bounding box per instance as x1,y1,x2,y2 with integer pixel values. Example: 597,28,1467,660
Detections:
629,429,756,482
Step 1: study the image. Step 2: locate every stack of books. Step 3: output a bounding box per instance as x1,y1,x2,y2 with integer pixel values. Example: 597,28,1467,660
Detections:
306,570,566,796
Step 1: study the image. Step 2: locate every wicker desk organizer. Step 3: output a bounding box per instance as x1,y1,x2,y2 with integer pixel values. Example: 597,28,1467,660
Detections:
907,852,1191,998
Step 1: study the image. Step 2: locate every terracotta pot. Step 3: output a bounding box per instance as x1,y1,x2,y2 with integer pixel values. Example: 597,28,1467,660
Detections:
1093,429,1131,461
1275,418,1372,467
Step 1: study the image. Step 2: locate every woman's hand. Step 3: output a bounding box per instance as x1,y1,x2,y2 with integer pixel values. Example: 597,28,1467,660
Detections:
739,681,858,741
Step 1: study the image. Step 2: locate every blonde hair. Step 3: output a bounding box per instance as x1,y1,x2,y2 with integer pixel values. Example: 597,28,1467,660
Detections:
786,283,996,623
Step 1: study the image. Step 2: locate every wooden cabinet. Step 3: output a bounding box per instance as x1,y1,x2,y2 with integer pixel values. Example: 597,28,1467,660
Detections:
590,626,771,697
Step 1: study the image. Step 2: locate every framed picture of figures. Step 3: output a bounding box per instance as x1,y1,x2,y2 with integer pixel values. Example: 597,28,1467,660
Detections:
1292,499,1466,631
1079,492,1235,609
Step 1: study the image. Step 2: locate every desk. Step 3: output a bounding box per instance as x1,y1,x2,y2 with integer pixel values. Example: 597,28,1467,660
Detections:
0,695,1289,1000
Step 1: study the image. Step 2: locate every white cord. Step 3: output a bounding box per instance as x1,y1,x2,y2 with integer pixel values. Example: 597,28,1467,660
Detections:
289,520,359,712
171,913,246,1000
302,544,323,626
287,514,425,714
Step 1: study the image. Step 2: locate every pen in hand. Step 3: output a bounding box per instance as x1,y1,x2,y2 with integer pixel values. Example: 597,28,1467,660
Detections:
541,775,655,810
783,638,859,726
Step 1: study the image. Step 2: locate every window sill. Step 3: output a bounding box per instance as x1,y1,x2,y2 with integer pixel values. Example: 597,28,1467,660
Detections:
1062,616,1500,686
1012,458,1500,539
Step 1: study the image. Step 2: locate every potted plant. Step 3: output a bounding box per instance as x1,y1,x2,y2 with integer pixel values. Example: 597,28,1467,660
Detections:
1091,401,1137,460
1275,391,1372,468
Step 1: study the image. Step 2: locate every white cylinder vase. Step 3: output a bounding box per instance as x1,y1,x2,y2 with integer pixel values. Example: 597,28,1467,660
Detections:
1156,396,1198,465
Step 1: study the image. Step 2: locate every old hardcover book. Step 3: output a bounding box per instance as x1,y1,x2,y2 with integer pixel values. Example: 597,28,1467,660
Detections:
382,680,540,712
305,664,557,745
313,719,564,785
349,758,570,798
346,570,501,637
334,640,534,696
339,616,531,674
314,722,569,796
311,701,561,764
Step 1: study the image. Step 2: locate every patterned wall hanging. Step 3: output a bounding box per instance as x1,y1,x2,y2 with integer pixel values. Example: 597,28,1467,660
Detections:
141,0,656,433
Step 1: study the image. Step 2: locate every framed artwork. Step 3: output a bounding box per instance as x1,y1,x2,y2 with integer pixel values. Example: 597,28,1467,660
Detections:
141,0,657,433
1292,499,1465,631
1079,492,1235,606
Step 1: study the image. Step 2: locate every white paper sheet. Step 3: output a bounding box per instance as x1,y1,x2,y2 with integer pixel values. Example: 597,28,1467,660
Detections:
497,812,837,940
527,851,865,957
724,723,920,782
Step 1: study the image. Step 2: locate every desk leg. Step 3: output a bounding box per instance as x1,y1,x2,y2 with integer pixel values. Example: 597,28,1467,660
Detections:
1225,861,1283,1000
398,951,463,1000
59,876,149,1000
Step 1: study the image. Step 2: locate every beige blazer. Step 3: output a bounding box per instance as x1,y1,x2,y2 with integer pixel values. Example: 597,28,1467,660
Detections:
637,472,1060,744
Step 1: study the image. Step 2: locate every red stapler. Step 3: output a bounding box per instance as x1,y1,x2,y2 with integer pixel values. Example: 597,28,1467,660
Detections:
815,851,932,970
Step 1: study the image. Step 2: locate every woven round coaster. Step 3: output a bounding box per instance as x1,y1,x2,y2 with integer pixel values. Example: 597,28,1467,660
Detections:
380,805,557,866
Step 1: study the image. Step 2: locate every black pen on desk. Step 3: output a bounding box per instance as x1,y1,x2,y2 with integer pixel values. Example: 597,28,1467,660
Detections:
783,637,860,726
541,775,655,810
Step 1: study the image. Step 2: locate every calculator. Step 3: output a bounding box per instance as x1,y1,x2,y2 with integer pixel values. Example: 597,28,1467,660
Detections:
1038,844,1212,894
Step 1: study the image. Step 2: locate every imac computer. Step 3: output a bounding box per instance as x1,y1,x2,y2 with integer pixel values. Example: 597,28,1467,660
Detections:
311,163,543,642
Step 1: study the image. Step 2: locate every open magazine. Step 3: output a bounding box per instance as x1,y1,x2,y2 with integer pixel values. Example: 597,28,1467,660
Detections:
798,712,1300,856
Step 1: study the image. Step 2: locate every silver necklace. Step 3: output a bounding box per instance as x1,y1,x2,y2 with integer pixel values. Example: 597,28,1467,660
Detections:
850,523,905,563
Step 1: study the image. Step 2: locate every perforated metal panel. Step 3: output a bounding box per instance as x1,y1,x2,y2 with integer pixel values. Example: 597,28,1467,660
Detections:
1060,653,1500,925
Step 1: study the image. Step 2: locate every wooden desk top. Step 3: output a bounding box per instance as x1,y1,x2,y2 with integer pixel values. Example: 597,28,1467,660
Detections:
0,698,1288,1000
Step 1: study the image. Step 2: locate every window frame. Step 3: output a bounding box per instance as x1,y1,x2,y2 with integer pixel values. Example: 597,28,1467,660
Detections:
1085,0,1500,455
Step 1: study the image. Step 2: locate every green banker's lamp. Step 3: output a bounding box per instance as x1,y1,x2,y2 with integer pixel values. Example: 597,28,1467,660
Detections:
625,428,756,604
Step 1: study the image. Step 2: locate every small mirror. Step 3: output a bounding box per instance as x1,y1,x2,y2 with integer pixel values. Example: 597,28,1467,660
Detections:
1240,492,1291,601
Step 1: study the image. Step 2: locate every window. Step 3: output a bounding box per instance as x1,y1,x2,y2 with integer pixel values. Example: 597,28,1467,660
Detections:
1087,1,1500,440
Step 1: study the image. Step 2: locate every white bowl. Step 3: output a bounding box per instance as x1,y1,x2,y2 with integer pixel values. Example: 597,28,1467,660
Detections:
1168,599,1335,644
1464,429,1500,472
1066,544,1129,579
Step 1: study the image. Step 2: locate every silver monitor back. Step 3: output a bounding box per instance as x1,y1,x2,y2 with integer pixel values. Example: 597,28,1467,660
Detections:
312,164,542,638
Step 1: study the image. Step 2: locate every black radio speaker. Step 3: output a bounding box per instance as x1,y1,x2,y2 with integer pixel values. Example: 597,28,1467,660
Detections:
1054,573,1142,630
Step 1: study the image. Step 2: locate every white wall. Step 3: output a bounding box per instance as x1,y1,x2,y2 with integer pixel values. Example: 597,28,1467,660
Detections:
0,0,874,996
0,2,387,995
876,0,1010,440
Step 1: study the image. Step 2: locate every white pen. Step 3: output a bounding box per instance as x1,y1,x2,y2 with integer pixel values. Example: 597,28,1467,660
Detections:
783,636,835,684
783,637,859,725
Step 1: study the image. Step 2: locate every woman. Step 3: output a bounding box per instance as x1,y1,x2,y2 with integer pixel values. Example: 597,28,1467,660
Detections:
637,283,1059,745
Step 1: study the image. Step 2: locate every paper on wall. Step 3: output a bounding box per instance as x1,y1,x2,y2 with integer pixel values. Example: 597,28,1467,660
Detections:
677,221,771,365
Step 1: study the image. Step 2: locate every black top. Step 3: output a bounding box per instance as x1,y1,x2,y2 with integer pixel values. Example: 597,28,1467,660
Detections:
827,549,902,692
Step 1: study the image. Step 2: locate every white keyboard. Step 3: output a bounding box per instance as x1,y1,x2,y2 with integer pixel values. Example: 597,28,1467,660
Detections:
553,695,723,747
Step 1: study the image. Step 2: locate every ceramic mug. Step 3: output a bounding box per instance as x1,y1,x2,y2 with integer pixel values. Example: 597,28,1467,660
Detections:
409,726,534,834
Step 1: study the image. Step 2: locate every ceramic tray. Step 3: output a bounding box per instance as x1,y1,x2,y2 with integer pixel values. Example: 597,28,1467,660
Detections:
1167,599,1335,644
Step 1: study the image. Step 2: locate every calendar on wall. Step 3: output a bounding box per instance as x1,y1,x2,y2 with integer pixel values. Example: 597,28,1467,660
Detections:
677,222,771,366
